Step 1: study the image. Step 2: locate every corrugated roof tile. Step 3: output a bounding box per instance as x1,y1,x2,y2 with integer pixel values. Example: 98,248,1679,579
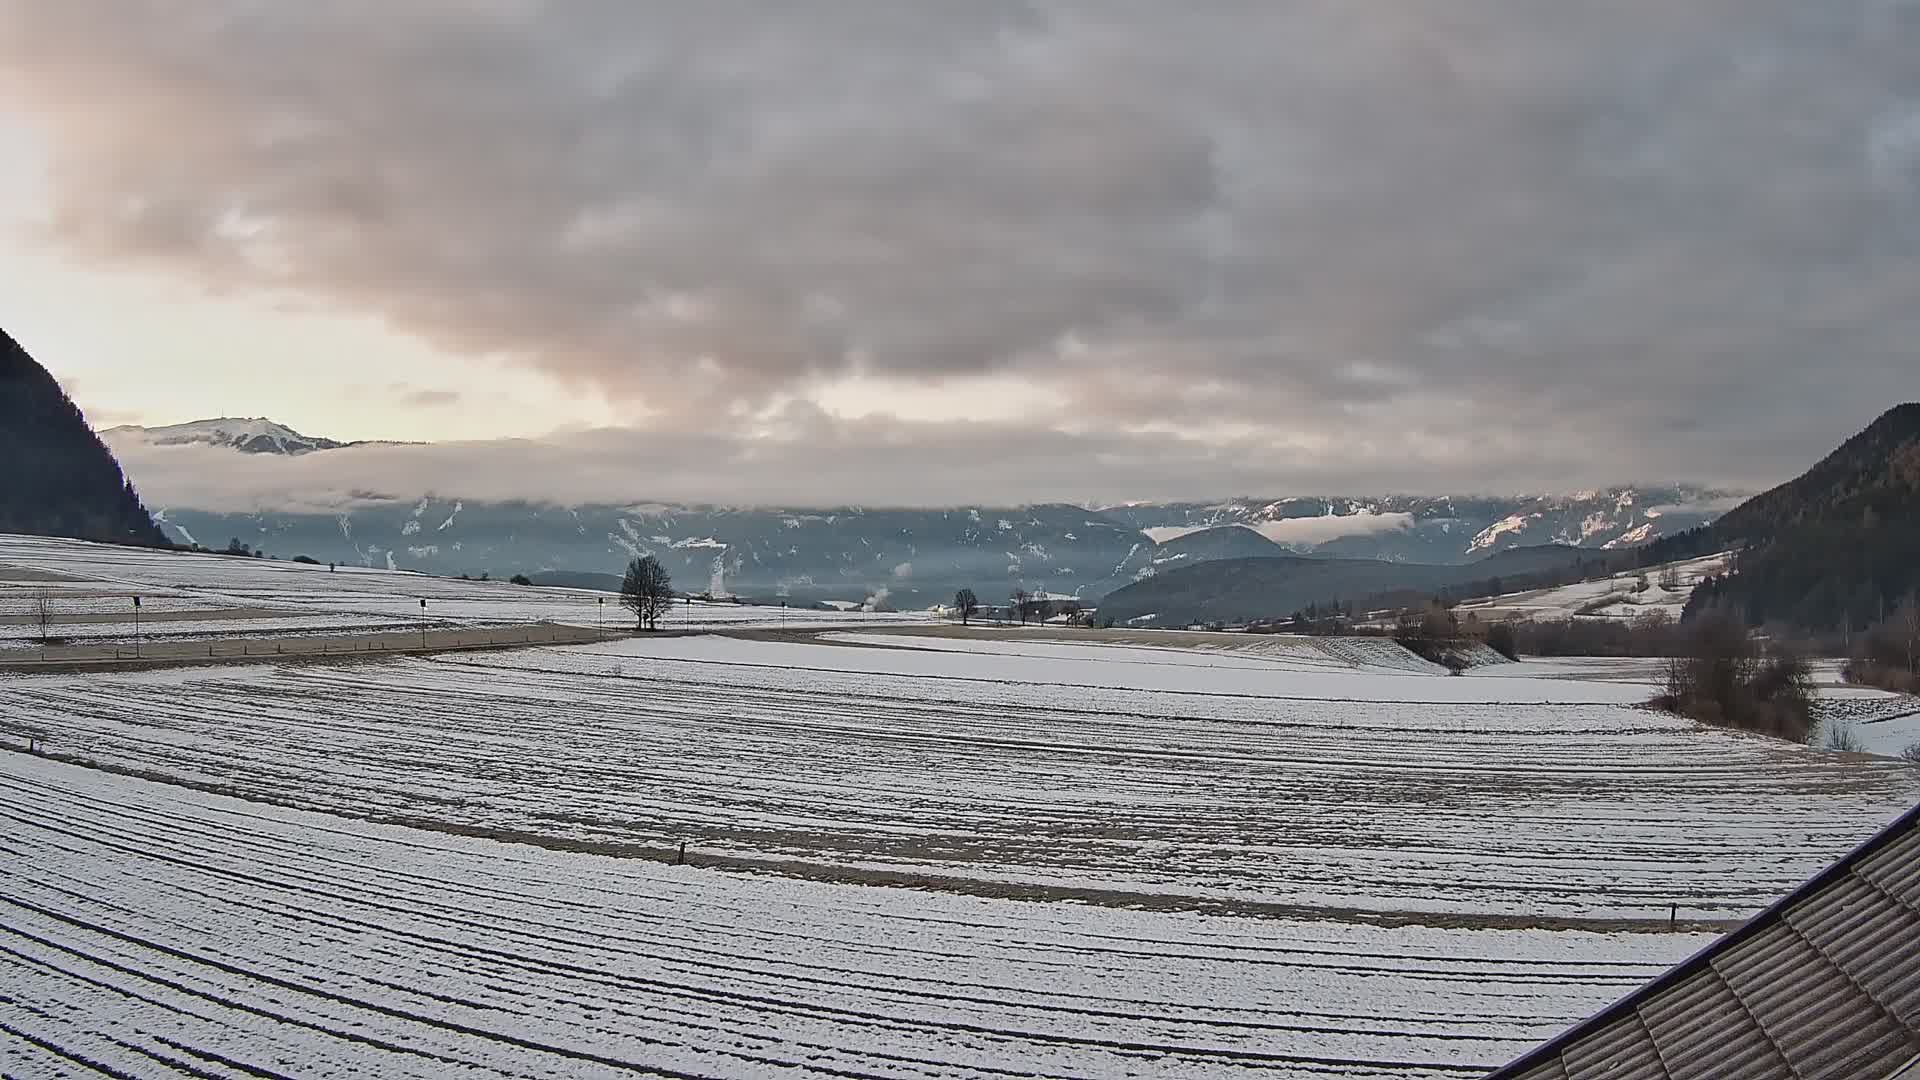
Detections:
1642,975,1778,1077
1790,877,1920,1027
1857,830,1920,899
1485,803,1920,1080
1558,1013,1662,1080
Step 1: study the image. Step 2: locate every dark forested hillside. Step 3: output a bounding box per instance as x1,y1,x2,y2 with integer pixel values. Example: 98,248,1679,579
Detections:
1682,404,1920,631
1095,556,1443,626
0,329,167,546
1686,521,1920,630
1711,403,1920,540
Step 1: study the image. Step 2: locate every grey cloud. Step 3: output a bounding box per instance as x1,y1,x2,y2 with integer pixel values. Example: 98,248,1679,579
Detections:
5,1,1920,489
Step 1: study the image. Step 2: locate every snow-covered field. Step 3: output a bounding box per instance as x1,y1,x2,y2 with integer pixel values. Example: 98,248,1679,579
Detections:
0,753,1709,1079
6,633,1915,925
0,533,931,642
1452,553,1732,623
831,628,1465,675
0,613,414,649
6,535,1919,1077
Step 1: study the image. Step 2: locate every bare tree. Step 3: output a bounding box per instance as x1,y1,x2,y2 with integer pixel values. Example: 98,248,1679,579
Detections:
1011,589,1031,626
621,556,674,631
1662,613,1755,727
953,588,979,626
32,588,53,644
1901,591,1920,675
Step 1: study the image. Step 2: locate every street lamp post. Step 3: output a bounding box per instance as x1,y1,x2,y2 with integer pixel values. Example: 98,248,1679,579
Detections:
419,598,428,649
598,596,605,635
132,595,141,658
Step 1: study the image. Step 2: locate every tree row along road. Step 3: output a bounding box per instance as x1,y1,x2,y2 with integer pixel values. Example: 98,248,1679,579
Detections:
0,623,619,671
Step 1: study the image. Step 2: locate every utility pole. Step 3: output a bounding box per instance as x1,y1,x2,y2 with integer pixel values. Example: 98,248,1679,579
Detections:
419,598,428,649
132,595,141,658
598,596,605,635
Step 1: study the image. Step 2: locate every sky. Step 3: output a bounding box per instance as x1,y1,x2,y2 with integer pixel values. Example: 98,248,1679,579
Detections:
3,2,1919,510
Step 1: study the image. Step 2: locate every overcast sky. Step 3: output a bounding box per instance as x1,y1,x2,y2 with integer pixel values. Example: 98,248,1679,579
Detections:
3,2,1918,508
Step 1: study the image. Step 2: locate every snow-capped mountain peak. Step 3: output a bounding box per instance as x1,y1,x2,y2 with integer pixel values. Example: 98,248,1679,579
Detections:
101,417,347,455
1103,486,1740,563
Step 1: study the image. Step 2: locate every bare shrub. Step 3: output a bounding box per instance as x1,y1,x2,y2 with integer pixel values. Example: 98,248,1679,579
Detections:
1574,593,1630,617
1847,593,1920,693
1821,720,1865,753
1842,660,1920,694
1393,602,1461,664
1633,609,1675,634
1485,621,1519,661
1513,613,1680,658
1900,743,1920,764
1653,615,1813,742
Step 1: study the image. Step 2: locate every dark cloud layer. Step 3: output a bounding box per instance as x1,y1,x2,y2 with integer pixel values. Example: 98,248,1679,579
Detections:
7,1,1920,498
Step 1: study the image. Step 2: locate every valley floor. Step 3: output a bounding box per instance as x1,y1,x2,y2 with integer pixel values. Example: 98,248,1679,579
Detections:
3,535,1918,1077
1,753,1699,1080
0,533,930,657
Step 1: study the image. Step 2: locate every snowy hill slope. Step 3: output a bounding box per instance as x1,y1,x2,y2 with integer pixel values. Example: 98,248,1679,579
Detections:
1452,552,1734,623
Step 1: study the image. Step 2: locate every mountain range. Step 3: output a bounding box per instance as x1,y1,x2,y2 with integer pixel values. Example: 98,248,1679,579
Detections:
101,417,1738,606
1113,402,1920,630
